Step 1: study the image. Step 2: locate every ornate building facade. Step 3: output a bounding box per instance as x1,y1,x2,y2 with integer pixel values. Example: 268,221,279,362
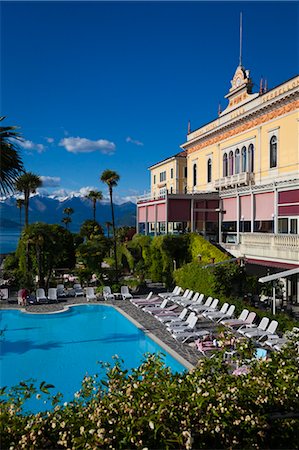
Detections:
136,64,299,299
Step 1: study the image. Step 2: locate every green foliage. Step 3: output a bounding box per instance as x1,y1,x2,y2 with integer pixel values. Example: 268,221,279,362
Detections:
188,233,229,263
79,220,104,240
174,261,216,298
1,332,299,449
76,235,110,275
13,223,76,289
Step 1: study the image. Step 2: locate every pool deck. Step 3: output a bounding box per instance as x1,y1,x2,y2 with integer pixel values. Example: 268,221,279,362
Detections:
0,296,201,368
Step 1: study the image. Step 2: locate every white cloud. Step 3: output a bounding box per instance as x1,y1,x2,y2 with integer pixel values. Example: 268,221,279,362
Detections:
59,136,116,154
45,137,54,144
126,136,144,146
40,176,61,187
19,139,45,153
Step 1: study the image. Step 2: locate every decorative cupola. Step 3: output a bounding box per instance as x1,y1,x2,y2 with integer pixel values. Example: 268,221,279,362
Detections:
222,65,255,111
220,14,258,115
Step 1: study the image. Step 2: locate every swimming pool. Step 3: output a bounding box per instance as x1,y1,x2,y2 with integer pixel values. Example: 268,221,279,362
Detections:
0,305,186,412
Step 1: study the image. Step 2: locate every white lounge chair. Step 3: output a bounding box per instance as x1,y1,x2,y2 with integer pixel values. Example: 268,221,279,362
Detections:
171,289,191,303
158,286,181,299
142,298,169,313
221,309,249,327
178,292,203,307
207,304,235,322
189,296,213,311
244,319,278,341
86,287,97,302
73,284,84,297
153,303,179,317
196,298,219,316
171,315,199,335
121,285,133,300
36,288,47,303
56,284,67,298
203,302,229,319
131,293,162,307
157,307,189,324
166,311,196,332
103,286,115,301
238,316,270,336
47,288,58,303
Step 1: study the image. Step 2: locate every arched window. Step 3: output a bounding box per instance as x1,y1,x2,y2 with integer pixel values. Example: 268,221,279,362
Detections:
193,163,197,187
241,146,247,172
223,153,228,177
235,148,240,174
229,151,234,175
207,158,212,183
248,144,254,172
270,136,277,168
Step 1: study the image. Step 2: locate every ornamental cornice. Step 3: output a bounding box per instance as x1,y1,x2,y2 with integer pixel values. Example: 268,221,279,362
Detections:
185,98,299,156
182,77,299,150
219,177,299,198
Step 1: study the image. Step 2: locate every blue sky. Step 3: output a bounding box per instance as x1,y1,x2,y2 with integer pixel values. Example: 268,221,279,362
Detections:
2,1,298,203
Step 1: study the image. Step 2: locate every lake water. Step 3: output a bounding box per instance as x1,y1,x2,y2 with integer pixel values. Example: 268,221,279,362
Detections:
0,229,20,254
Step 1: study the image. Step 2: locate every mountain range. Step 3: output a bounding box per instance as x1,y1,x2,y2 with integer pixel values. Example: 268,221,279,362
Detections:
0,195,136,232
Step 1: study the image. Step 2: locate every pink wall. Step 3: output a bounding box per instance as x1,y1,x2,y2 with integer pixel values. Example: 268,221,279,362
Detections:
147,205,156,222
222,197,237,221
138,206,146,222
157,203,166,221
255,192,274,220
240,195,251,220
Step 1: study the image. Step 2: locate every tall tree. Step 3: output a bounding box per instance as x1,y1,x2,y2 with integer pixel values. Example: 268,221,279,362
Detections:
100,169,120,279
15,172,42,227
105,221,112,238
62,216,71,230
0,116,24,195
16,198,25,229
86,190,103,222
62,207,74,230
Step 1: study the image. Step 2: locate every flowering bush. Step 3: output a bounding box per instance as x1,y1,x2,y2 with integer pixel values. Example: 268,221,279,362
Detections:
1,335,299,449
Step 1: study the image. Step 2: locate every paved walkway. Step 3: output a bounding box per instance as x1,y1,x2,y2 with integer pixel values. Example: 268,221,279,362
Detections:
0,296,202,367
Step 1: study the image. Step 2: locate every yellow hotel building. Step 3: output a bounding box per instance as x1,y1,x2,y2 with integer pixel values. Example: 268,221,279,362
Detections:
137,63,299,298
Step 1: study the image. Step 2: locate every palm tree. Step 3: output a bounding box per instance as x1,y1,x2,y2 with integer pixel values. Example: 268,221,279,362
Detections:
0,116,24,195
62,207,74,230
62,216,72,230
15,172,42,227
100,169,120,279
105,221,112,238
86,190,103,222
16,198,25,229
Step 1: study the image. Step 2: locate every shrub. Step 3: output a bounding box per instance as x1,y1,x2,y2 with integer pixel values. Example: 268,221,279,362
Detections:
1,333,299,449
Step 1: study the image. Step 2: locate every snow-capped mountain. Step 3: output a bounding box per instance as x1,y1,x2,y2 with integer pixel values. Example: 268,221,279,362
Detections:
0,194,136,231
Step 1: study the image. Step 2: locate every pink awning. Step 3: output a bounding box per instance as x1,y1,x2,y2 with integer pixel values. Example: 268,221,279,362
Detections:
138,206,147,222
240,195,251,220
157,203,166,221
255,192,274,220
147,205,156,222
222,197,237,221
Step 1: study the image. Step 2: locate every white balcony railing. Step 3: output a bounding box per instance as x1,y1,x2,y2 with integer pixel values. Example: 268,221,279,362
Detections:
214,171,252,189
233,232,299,263
137,191,166,203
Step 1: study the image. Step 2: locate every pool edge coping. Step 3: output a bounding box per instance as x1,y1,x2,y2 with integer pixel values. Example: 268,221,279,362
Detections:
1,302,194,370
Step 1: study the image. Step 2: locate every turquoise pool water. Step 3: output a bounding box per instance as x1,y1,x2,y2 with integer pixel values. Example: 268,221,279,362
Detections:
0,305,186,412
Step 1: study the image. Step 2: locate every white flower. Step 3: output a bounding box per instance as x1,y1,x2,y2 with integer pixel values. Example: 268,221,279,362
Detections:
149,421,154,430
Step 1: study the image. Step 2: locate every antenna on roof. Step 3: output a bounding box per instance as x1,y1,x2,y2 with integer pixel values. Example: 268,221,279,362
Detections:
259,76,264,94
187,119,191,134
218,101,222,116
239,12,243,67
264,79,268,93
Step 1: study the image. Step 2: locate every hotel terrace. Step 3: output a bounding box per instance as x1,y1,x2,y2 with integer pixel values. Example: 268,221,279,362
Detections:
136,64,299,302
